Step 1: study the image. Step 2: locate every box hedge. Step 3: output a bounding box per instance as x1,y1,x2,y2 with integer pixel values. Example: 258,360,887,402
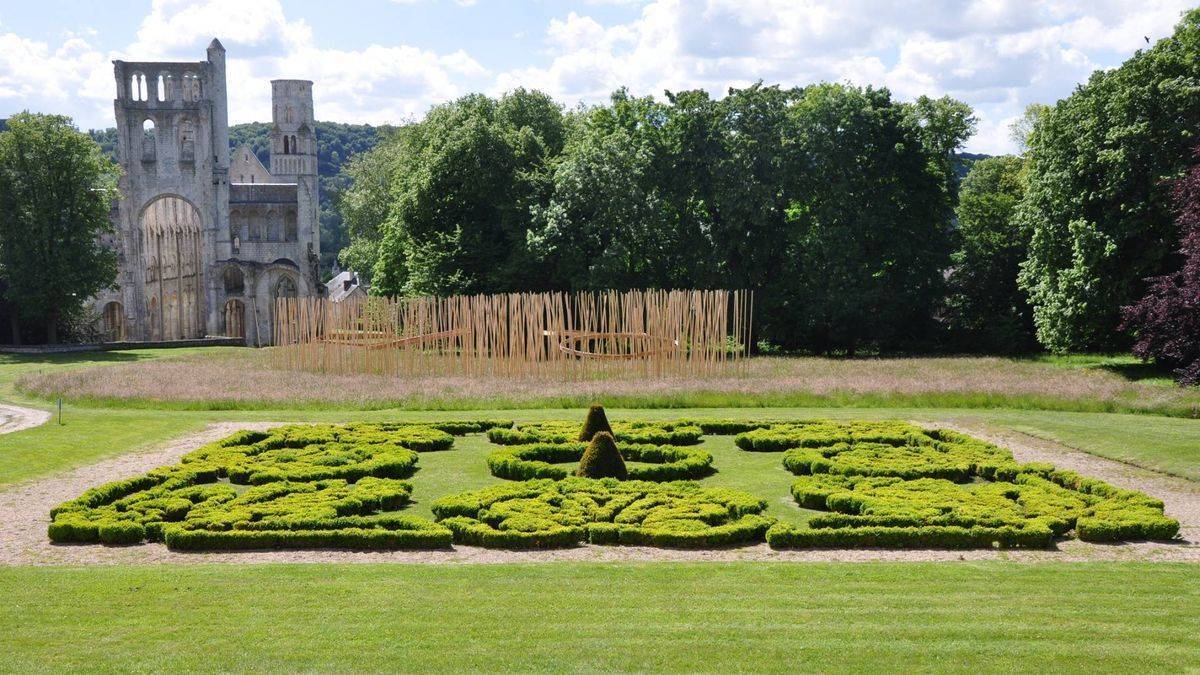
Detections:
488,420,703,446
48,423,461,550
431,477,771,549
487,441,713,481
755,420,1180,548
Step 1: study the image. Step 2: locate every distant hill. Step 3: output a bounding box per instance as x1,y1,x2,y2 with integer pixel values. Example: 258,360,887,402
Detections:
88,121,395,277
952,152,993,180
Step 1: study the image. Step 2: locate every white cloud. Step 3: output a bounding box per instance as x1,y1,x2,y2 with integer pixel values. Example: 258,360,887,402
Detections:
491,0,1195,153
0,0,1195,154
0,0,487,130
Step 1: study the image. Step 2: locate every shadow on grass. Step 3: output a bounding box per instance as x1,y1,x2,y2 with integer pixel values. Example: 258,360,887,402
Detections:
1093,361,1178,384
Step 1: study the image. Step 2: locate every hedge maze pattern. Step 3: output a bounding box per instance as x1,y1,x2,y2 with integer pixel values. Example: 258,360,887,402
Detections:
47,421,511,550
486,419,715,483
48,416,1180,552
735,421,1181,549
432,477,772,549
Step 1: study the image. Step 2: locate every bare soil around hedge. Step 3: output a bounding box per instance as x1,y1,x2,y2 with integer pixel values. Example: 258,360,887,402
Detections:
1,422,1197,565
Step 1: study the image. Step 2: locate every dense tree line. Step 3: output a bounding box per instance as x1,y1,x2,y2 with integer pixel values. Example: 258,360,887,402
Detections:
342,84,974,353
1016,8,1200,353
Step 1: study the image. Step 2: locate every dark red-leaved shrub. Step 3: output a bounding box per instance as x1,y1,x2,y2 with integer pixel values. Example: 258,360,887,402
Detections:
1121,150,1200,385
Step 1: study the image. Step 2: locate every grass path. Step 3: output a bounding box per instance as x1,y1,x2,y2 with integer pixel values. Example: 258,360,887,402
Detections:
3,562,1197,672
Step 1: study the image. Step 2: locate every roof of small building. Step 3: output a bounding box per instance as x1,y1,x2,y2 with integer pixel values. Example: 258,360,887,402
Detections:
326,270,368,302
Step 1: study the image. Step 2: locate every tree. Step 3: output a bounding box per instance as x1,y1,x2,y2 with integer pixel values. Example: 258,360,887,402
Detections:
944,156,1036,352
772,84,967,353
528,90,683,289
337,130,407,284
0,113,119,343
1017,9,1200,352
1120,150,1200,385
366,90,565,295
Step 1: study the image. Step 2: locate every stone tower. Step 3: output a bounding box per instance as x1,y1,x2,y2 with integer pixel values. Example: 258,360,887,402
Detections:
270,80,320,283
94,40,321,346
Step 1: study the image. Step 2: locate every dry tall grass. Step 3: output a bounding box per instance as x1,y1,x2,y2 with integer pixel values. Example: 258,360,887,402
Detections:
18,349,1200,416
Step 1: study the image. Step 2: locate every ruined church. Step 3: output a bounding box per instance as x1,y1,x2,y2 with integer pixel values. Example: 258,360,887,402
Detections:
93,39,321,345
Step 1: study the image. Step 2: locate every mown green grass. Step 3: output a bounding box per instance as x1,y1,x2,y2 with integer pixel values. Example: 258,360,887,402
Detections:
5,405,1200,488
2,563,1196,673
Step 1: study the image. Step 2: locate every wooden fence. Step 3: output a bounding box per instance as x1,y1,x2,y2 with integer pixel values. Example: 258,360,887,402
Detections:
271,289,752,379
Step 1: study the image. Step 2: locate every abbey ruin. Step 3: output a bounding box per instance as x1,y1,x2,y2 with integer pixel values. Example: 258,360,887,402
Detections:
93,39,321,346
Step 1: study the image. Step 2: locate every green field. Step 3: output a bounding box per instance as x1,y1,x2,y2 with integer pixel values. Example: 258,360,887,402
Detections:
2,563,1197,672
2,347,1198,671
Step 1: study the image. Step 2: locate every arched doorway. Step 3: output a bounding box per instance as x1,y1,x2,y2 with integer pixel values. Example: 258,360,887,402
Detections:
101,301,125,341
224,299,246,338
141,196,203,340
147,296,160,341
269,274,299,346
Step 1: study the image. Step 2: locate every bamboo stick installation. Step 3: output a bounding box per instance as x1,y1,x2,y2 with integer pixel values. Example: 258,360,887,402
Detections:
271,289,752,379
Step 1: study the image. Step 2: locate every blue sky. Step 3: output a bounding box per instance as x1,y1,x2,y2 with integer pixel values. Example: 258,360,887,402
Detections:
0,0,1194,153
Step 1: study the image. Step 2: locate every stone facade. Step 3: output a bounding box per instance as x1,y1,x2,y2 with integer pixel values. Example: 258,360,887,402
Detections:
93,39,320,346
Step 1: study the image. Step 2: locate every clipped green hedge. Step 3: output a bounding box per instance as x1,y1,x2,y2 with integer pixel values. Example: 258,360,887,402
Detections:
48,423,460,550
487,442,713,481
345,419,513,436
766,522,1056,549
673,419,782,434
431,477,772,549
488,421,703,446
756,420,1180,549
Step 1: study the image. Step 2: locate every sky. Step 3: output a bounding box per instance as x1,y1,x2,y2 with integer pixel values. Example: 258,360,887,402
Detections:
0,0,1194,154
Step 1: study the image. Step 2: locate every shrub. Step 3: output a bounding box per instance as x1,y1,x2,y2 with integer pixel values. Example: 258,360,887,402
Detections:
489,420,702,446
759,420,1180,548
766,522,1055,549
576,432,627,479
578,404,613,441
487,442,712,481
674,419,782,434
431,478,771,549
48,423,460,550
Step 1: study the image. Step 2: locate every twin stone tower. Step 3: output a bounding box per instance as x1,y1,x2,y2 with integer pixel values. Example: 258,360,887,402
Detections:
95,38,321,346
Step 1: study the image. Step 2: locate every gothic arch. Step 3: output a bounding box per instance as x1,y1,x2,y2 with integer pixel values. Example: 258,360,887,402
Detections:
101,301,125,341
224,299,246,339
140,195,204,340
223,266,245,295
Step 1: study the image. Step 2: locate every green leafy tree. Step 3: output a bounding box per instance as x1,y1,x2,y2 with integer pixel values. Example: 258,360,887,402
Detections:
529,90,689,289
772,84,968,353
945,156,1036,352
367,90,565,295
1018,9,1200,352
0,113,119,343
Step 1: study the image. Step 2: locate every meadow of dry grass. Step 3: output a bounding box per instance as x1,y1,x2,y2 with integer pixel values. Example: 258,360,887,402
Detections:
16,348,1200,415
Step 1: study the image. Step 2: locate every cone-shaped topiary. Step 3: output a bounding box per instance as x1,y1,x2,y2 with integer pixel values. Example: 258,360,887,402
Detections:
578,404,614,442
576,432,628,480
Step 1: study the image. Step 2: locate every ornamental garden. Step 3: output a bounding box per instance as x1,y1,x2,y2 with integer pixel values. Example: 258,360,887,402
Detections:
47,406,1179,552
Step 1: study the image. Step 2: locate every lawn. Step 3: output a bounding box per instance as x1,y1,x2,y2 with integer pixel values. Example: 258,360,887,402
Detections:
2,562,1196,672
5,403,1200,489
2,349,1198,671
16,347,1200,417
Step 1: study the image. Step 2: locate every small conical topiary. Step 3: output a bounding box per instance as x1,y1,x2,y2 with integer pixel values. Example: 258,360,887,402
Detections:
578,404,613,442
576,431,627,480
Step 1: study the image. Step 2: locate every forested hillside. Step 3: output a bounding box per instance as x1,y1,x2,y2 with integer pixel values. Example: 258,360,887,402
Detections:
88,122,393,277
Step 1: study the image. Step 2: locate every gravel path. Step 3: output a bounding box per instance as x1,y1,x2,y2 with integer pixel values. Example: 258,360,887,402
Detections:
1,421,1196,566
0,403,50,435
